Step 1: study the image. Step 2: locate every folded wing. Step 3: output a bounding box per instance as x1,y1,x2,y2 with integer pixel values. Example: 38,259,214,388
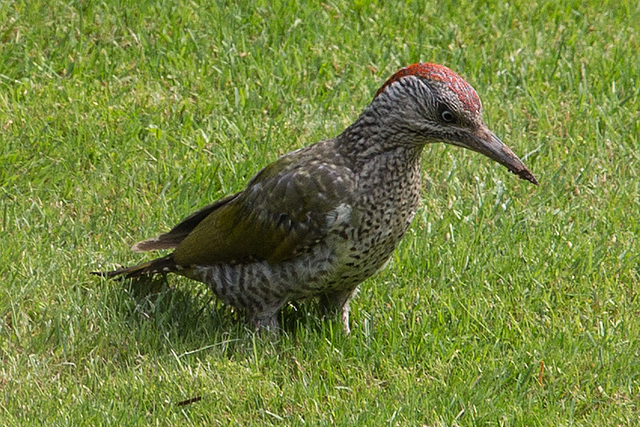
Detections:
133,145,357,267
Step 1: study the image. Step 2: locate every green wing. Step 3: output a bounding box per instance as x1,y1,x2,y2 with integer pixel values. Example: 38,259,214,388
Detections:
131,193,241,252
172,146,356,266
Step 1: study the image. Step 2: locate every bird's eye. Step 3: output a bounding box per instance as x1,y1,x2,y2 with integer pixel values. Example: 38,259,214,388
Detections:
440,109,455,123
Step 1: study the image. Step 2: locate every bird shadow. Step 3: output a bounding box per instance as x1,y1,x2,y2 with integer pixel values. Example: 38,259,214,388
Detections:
109,274,331,352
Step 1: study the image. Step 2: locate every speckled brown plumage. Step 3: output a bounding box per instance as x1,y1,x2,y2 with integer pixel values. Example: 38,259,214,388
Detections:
94,63,537,333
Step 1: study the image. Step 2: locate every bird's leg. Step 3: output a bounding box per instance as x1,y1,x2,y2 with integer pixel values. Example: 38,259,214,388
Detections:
319,288,357,334
249,312,280,332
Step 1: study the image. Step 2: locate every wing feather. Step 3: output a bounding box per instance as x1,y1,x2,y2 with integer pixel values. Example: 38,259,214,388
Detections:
172,144,356,266
131,193,241,252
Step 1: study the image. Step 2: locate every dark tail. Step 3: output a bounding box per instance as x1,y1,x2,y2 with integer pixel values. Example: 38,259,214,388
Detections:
91,254,179,279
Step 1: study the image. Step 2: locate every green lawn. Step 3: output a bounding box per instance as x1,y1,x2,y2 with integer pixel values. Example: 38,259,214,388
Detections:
1,0,639,425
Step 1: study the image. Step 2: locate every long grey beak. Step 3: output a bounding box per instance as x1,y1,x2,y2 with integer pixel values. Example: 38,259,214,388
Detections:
464,126,538,185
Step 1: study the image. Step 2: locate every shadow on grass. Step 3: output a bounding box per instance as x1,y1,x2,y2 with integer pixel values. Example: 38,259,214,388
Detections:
109,275,333,351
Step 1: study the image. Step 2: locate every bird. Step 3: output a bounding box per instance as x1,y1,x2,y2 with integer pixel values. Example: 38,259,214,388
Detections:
94,63,538,333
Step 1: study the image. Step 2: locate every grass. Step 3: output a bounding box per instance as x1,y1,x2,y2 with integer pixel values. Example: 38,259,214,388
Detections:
1,0,639,424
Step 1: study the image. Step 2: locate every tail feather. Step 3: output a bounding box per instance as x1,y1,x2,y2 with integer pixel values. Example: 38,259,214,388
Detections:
91,254,180,279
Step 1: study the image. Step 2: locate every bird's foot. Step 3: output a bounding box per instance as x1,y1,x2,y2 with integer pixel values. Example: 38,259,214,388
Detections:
319,288,356,335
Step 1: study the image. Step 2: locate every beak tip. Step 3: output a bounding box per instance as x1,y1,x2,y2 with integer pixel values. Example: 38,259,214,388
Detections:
518,169,539,185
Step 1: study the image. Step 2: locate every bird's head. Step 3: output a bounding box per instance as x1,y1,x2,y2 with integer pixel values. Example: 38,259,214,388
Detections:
370,63,538,184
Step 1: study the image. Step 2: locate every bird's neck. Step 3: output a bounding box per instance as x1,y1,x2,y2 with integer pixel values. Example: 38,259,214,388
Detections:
335,110,424,209
336,104,424,169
